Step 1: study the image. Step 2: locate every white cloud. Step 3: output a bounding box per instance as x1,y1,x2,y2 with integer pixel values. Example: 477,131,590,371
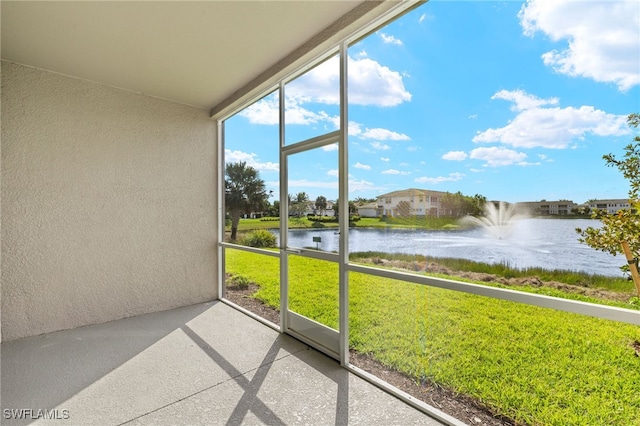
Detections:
492,89,558,112
419,13,427,24
442,151,468,161
414,172,465,184
349,178,384,193
224,150,279,172
360,128,410,141
370,142,391,151
519,0,640,91
287,56,411,107
240,94,334,126
322,143,339,152
474,89,629,148
342,120,409,142
470,168,485,173
354,162,371,170
468,114,478,119
327,169,339,177
380,32,403,46
382,169,411,176
239,95,280,125
407,146,420,152
469,147,528,167
284,97,333,125
240,56,411,126
288,179,337,190
348,57,412,106
347,121,363,137
380,157,390,162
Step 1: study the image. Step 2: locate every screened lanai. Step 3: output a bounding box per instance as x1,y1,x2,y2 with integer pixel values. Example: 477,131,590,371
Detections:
3,1,639,425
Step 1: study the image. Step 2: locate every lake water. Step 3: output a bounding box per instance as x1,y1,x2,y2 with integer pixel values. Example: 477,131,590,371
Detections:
276,219,624,277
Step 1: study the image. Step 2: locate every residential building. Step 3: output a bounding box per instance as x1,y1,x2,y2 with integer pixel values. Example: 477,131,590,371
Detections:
515,200,579,216
376,188,447,217
357,202,379,218
587,199,632,214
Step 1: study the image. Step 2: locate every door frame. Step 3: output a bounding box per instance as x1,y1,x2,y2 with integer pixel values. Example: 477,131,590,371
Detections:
278,44,350,363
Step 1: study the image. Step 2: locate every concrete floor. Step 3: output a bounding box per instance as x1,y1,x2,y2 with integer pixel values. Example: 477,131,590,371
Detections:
1,301,448,425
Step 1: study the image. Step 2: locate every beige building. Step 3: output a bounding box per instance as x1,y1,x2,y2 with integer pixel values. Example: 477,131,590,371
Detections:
587,199,632,214
357,202,379,218
515,200,578,216
376,188,448,217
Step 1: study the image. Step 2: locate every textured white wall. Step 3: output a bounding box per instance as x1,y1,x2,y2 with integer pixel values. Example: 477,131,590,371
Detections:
1,62,218,341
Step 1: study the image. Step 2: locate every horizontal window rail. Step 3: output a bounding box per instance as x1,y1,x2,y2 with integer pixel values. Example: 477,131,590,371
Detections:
286,247,339,262
281,130,340,155
221,242,639,326
220,242,279,257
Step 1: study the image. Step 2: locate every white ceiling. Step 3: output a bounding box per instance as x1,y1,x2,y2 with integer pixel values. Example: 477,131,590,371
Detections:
1,1,378,111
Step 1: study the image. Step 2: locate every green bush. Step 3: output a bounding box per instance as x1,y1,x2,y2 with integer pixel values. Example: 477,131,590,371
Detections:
227,274,251,289
259,216,280,222
240,229,277,248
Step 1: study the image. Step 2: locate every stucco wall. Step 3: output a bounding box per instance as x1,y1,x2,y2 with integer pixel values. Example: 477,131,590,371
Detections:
1,62,217,341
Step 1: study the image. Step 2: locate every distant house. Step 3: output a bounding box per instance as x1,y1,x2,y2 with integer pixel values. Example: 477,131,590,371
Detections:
515,200,578,216
376,188,448,218
587,199,632,214
357,202,378,218
307,200,336,217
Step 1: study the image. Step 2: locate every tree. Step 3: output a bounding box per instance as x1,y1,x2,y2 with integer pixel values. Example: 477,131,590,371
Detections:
315,195,327,216
354,197,376,205
333,198,357,218
440,192,487,218
267,200,280,217
225,161,269,241
289,192,309,218
577,113,640,275
470,194,487,217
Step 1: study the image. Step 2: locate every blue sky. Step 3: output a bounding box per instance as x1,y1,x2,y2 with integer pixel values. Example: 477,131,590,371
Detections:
225,0,640,204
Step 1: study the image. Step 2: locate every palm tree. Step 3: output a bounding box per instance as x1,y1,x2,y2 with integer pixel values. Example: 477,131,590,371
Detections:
289,191,309,218
315,195,327,217
225,161,268,241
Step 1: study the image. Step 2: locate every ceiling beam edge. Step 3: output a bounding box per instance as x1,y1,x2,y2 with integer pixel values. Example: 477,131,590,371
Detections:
209,1,393,119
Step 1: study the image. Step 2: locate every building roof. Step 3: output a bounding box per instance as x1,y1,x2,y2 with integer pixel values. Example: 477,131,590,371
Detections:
376,188,450,199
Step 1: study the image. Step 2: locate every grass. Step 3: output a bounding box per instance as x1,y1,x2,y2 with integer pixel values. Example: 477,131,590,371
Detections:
225,248,640,425
225,216,461,233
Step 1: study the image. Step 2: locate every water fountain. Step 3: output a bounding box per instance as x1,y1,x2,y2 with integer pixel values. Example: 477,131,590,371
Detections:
461,201,526,240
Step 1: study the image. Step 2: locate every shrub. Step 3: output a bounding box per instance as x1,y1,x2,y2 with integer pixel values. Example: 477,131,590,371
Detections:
227,274,250,289
259,216,279,222
240,229,277,248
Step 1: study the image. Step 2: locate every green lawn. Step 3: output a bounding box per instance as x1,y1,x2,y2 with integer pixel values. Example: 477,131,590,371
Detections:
225,248,640,425
226,216,462,233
